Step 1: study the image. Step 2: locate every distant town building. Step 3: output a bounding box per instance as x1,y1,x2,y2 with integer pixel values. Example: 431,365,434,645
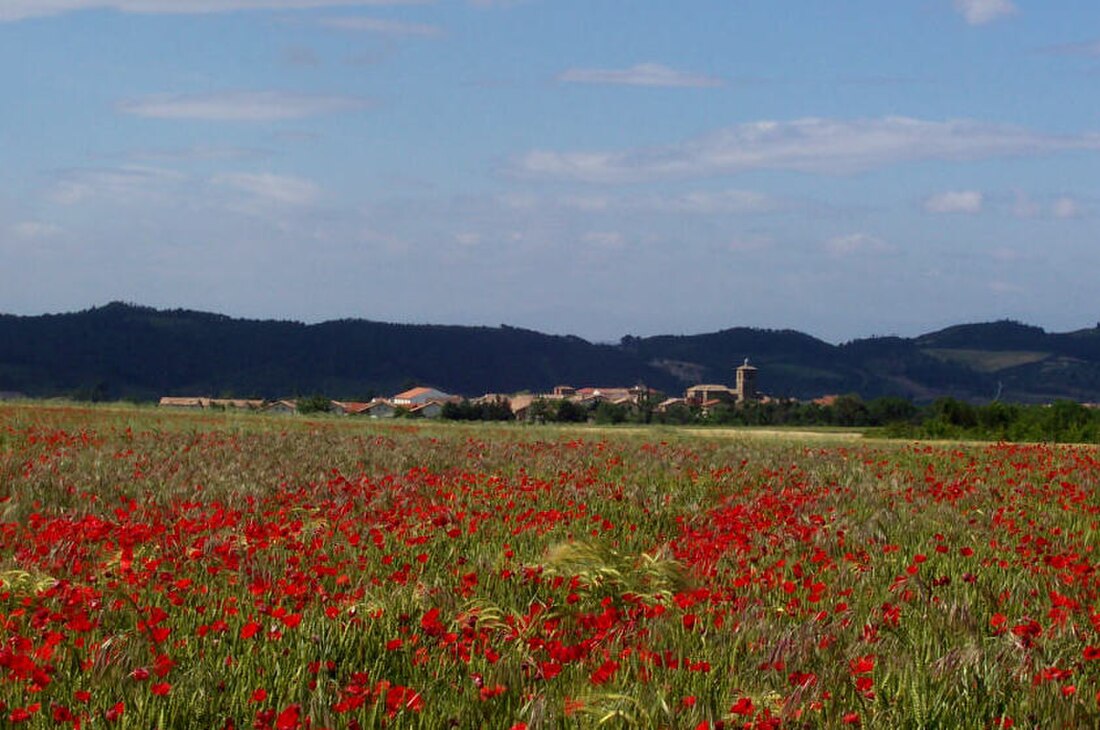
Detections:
357,399,397,418
159,397,264,410
410,401,445,419
684,358,761,406
392,387,454,406
736,358,758,402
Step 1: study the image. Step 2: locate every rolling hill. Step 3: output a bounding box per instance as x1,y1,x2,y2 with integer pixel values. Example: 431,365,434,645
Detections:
1,303,1098,404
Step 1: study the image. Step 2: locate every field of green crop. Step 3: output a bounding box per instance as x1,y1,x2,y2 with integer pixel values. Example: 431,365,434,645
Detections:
2,403,1100,728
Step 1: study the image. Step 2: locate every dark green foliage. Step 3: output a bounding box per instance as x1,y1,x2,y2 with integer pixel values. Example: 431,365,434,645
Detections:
4,303,1100,405
296,395,332,414
593,402,629,425
867,396,919,425
554,399,588,423
887,398,1100,443
441,399,514,421
653,404,696,425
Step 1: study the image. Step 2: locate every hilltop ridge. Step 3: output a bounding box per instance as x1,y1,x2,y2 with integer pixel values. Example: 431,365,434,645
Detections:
2,303,1098,404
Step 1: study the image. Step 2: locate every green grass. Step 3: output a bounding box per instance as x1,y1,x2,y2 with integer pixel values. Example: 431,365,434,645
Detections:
921,348,1051,372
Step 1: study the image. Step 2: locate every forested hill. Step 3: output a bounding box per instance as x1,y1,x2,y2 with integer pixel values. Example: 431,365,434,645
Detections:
2,302,1100,404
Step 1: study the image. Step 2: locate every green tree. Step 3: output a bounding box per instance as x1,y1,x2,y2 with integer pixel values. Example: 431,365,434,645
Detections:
867,397,918,426
297,394,332,414
832,394,870,427
593,402,627,425
555,399,588,423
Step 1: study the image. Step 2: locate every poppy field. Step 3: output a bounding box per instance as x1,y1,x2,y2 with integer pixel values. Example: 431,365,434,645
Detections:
3,405,1100,728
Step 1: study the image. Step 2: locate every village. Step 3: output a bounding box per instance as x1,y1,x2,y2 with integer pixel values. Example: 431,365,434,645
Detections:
158,359,769,421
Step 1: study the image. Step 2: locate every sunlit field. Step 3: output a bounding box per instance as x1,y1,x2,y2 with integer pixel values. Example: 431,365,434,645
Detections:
3,404,1100,728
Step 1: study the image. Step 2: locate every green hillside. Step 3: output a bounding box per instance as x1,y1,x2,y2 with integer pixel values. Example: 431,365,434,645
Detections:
1,305,1098,404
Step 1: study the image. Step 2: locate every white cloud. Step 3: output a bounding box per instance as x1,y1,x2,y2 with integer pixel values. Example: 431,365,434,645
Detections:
727,234,773,253
1011,192,1085,219
49,165,186,205
1052,197,1081,219
952,0,1016,26
652,189,776,214
117,91,369,121
467,0,525,8
825,233,892,257
559,195,611,212
127,144,269,162
319,16,442,36
10,221,63,239
0,1,431,22
514,189,777,215
515,117,1100,184
582,231,626,250
213,172,321,205
558,63,722,88
454,232,481,247
924,190,983,214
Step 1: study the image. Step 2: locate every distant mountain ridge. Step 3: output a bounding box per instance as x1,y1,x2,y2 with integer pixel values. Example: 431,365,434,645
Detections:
2,302,1100,404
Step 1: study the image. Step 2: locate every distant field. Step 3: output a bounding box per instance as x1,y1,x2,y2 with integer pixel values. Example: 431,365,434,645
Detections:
2,404,1099,728
922,347,1050,372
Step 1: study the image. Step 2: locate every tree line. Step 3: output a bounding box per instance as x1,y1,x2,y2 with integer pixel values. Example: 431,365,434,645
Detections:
438,393,1100,443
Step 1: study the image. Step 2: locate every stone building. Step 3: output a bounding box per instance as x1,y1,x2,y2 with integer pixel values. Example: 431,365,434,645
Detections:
684,358,760,406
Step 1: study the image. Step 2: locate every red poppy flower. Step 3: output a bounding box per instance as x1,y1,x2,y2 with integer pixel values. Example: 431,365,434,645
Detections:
105,702,125,722
731,697,755,715
275,704,300,730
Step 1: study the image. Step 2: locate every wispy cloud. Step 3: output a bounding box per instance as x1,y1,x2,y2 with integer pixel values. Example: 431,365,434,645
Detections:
125,144,270,162
558,63,722,88
825,233,892,257
49,165,187,205
515,117,1100,184
1052,197,1081,219
952,0,1016,26
582,231,626,250
1039,39,1100,57
0,1,432,22
924,190,983,214
648,189,777,214
1012,191,1087,219
10,221,63,239
117,91,369,121
212,172,321,206
282,46,322,67
319,16,442,37
557,189,778,215
467,0,526,8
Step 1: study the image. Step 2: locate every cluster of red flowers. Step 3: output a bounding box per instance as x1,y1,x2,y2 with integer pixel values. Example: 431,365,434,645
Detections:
3,412,1100,726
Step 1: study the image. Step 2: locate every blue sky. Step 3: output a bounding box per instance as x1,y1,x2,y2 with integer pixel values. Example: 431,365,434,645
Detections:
2,0,1098,343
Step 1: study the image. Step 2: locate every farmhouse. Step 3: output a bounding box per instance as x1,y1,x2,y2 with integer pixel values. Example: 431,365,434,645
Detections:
354,399,397,418
392,386,454,406
409,401,445,418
